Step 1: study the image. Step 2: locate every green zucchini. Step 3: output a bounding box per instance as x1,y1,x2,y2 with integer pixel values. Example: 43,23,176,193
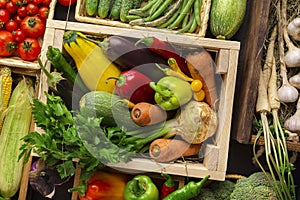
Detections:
98,0,113,18
0,78,34,199
209,0,247,40
85,0,99,16
110,0,123,20
79,91,139,130
120,0,134,22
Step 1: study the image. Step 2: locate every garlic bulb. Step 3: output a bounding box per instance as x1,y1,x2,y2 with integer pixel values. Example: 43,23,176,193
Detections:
287,17,300,41
277,84,299,103
284,97,300,133
289,73,300,89
284,46,300,68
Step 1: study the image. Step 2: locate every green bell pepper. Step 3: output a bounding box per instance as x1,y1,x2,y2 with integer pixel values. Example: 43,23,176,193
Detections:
149,76,192,111
124,175,159,200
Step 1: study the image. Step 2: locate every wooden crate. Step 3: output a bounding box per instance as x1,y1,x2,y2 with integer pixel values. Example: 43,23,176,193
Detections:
74,0,210,37
39,19,240,182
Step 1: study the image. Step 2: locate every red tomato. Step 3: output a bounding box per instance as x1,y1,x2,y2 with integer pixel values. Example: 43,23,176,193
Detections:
0,30,16,57
0,0,6,9
32,0,42,5
42,0,51,6
38,6,49,19
5,20,18,31
58,0,75,6
11,0,27,6
26,3,39,16
0,9,10,28
13,15,23,24
20,16,45,38
6,1,18,14
13,29,26,42
17,37,41,61
17,6,27,18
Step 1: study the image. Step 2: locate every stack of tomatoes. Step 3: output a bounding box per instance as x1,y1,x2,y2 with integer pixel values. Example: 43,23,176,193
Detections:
0,0,51,61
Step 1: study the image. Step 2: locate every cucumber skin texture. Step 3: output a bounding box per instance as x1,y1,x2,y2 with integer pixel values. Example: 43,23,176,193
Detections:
209,0,247,39
120,0,133,22
85,0,99,16
79,91,139,130
98,0,111,18
110,0,123,20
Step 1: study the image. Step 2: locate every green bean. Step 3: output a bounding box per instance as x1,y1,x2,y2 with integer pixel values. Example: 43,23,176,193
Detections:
145,0,174,22
129,18,145,25
168,0,195,29
194,0,202,26
128,9,150,17
130,0,157,13
126,15,143,21
182,11,190,27
188,14,198,33
149,0,164,16
158,0,186,28
134,0,182,27
177,11,194,33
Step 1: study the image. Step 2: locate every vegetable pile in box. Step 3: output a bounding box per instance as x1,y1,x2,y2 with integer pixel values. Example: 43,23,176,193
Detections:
19,30,222,181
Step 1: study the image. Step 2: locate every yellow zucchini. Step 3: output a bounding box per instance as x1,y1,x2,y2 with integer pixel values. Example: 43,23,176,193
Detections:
63,31,121,93
0,77,34,198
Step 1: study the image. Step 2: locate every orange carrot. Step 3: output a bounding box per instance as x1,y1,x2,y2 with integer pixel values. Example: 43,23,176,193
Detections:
131,102,167,126
149,138,202,163
186,50,219,110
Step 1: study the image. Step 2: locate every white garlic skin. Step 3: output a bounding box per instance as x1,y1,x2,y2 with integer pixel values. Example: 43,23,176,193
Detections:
289,74,300,89
287,18,300,41
284,112,300,133
284,47,300,68
277,84,299,103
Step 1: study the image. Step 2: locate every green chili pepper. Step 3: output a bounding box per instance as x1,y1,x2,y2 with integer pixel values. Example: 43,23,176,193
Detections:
163,175,210,200
46,46,89,93
124,175,159,200
149,76,192,111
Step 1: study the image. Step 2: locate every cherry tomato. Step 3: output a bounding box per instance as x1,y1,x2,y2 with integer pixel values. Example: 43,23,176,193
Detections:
32,0,42,5
5,19,18,31
17,6,27,18
0,30,16,57
13,29,26,42
17,37,41,61
0,0,7,9
14,15,23,24
11,0,27,6
26,3,39,16
58,0,75,6
38,6,49,19
0,9,10,28
20,15,45,38
6,1,18,14
42,0,51,6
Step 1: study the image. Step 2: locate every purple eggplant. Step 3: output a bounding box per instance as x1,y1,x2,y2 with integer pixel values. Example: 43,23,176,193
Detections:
99,36,168,81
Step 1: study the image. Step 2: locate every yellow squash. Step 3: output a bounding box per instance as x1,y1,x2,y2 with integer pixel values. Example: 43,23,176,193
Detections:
63,31,121,93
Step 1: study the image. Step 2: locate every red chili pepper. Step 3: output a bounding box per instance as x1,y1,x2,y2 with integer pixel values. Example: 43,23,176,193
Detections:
137,36,191,77
107,70,155,104
160,173,176,199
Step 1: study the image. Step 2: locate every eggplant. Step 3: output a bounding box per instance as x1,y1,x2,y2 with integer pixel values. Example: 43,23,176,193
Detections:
29,159,69,199
100,36,168,81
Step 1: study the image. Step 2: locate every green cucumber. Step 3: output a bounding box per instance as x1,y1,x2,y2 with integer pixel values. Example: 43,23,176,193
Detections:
98,0,113,18
120,0,134,22
79,91,139,130
110,0,123,20
209,0,247,40
85,0,99,16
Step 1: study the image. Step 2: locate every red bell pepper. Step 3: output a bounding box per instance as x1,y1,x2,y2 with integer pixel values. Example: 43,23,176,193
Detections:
160,173,175,199
78,171,130,200
137,36,191,77
107,70,155,104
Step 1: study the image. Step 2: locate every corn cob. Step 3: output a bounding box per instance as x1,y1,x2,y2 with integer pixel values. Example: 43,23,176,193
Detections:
0,77,34,199
0,66,13,133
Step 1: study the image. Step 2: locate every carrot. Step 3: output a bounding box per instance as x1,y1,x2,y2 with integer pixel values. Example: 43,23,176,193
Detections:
131,102,167,126
186,50,219,109
149,138,202,163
